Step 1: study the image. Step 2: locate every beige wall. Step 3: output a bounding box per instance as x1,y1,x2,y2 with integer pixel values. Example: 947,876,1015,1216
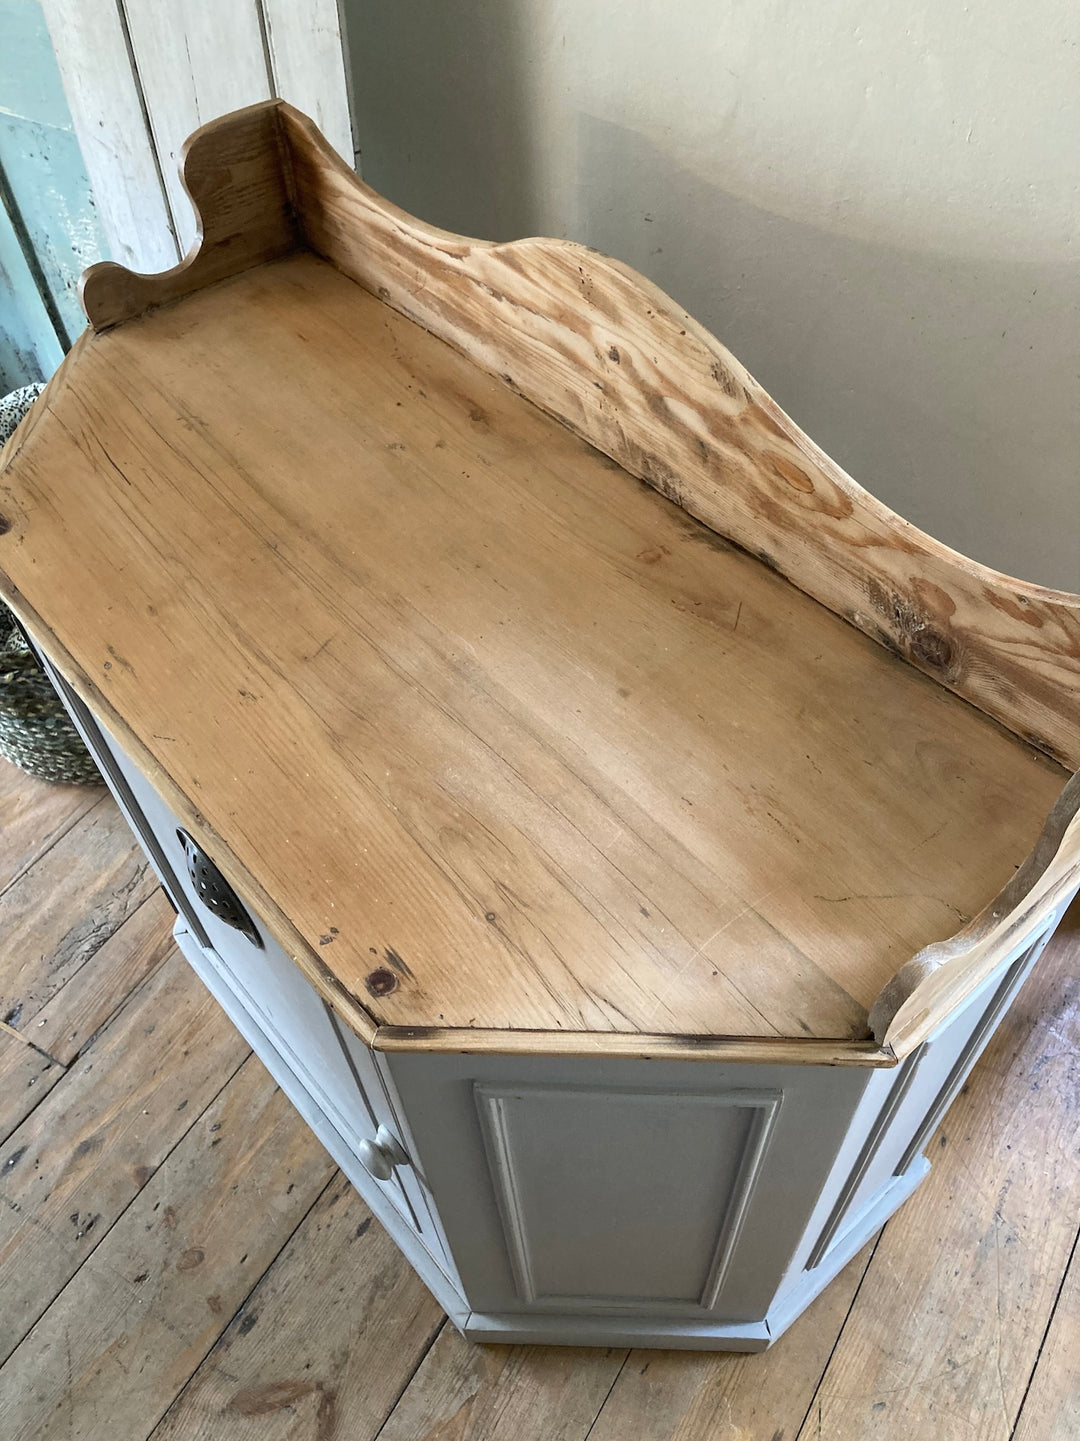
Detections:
344,0,1079,589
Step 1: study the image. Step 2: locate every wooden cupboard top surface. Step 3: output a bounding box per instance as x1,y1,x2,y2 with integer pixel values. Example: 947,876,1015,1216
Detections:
0,249,1067,1045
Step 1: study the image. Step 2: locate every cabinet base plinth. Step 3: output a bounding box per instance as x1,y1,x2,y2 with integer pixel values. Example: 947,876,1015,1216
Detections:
461,1313,773,1352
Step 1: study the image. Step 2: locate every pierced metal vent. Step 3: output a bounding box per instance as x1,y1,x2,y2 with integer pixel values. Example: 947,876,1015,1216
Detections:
176,829,262,947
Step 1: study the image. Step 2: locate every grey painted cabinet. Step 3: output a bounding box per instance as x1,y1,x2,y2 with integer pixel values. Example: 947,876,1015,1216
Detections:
2,105,1075,1351
37,665,1067,1349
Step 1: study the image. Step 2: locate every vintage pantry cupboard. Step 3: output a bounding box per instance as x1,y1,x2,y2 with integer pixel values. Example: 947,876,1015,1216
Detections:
1,103,1077,1352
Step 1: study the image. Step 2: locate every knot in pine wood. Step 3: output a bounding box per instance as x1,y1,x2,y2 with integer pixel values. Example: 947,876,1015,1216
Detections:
909,627,955,671
865,579,960,677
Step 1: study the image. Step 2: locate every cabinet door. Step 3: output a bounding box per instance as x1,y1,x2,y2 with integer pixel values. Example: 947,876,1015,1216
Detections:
47,669,445,1259
333,1022,458,1269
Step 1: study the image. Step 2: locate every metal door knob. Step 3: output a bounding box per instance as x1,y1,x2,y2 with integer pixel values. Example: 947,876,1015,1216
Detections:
357,1125,408,1181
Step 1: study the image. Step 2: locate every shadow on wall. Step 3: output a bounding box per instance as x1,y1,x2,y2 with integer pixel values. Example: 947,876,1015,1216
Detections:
349,1,1078,590
576,116,1080,592
350,0,543,242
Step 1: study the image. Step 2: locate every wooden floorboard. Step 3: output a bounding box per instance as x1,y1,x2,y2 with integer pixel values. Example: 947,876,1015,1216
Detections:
149,1179,444,1440
0,890,174,1147
0,950,251,1366
0,791,157,1030
18,888,177,1068
0,1034,63,1144
795,905,1080,1441
583,1245,879,1441
1012,1232,1080,1441
0,758,102,896
0,762,1076,1440
0,1053,334,1441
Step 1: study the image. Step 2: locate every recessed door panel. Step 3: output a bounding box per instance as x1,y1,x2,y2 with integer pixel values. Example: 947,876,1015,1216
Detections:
476,1083,780,1312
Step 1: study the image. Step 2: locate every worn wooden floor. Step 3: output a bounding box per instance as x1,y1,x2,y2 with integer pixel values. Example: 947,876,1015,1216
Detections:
0,757,1076,1441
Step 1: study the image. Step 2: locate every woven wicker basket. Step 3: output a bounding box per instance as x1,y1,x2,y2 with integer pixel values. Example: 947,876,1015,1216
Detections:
0,385,100,785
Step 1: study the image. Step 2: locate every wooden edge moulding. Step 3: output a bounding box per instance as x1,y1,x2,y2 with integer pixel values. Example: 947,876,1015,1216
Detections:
2,99,1078,1071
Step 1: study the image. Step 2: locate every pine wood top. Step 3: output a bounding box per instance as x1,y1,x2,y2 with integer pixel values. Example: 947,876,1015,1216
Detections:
71,101,1080,778
0,249,1067,1044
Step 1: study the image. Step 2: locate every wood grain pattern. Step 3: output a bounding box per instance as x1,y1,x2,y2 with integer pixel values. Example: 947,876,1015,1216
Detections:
0,891,172,1149
873,770,1080,1057
0,1053,333,1441
277,102,1080,770
0,798,156,1031
0,895,172,1141
377,1327,626,1441
0,1036,60,1145
74,99,1080,768
0,758,101,895
27,888,177,1066
149,1180,443,1440
1012,1235,1080,1441
0,949,249,1367
584,1248,875,1441
0,253,1065,1051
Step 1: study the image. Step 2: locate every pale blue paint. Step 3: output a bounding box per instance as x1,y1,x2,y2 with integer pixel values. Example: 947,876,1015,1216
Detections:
0,190,61,385
0,0,107,388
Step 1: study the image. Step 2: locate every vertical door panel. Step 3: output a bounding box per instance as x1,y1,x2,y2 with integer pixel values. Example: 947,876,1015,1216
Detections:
475,1083,780,1311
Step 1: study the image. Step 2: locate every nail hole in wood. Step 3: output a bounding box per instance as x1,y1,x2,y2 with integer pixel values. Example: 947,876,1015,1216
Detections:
365,967,398,997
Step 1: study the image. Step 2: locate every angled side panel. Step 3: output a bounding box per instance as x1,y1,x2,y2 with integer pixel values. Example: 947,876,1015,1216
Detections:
783,918,1061,1307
